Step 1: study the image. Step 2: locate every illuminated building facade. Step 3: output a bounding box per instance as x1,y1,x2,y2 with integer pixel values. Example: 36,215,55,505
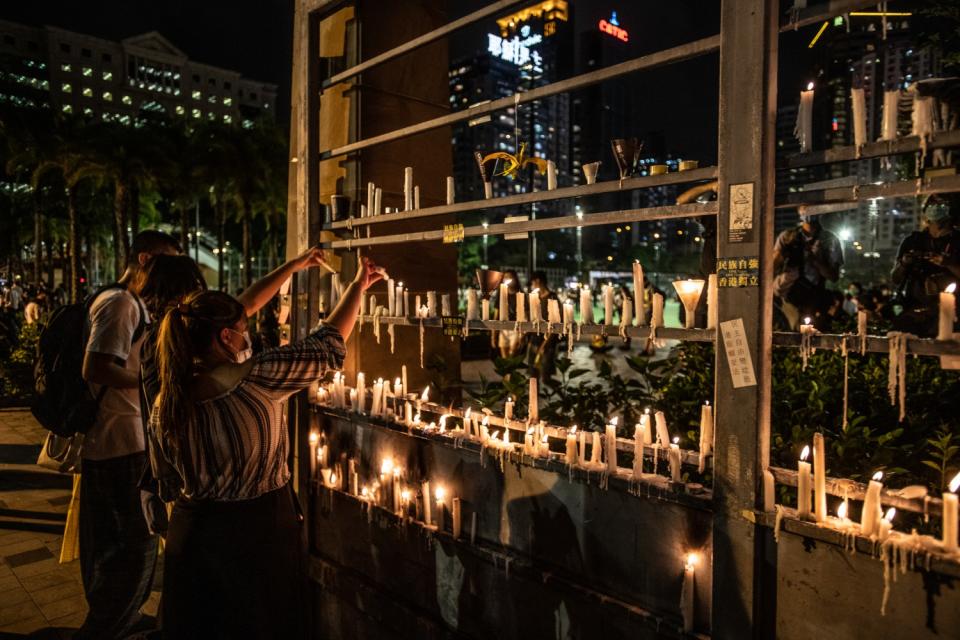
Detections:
0,19,276,128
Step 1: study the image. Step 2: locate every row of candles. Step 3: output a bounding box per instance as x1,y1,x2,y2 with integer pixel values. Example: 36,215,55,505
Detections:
782,432,960,553
319,371,715,487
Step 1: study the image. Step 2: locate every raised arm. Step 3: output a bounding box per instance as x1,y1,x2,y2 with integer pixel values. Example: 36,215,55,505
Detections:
326,255,384,340
236,246,331,317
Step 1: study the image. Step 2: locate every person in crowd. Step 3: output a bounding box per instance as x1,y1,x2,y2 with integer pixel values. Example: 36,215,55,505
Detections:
23,289,41,325
773,209,844,330
494,270,522,358
890,196,960,337
6,278,23,312
527,271,560,377
152,254,382,639
76,230,181,640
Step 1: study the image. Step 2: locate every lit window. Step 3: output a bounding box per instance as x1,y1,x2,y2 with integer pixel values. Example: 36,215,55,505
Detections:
61,63,71,72
62,104,72,113
103,91,112,101
223,96,232,106
82,67,92,77
102,71,113,81
175,105,185,115
173,88,180,96
82,87,93,97
62,82,72,93
119,115,130,125
208,95,216,104
242,119,253,129
192,90,201,100
83,107,93,116
121,94,132,105
223,114,232,124
192,108,201,119
207,112,215,120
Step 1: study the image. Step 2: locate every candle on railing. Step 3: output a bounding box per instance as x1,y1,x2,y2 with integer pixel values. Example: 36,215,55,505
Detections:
813,433,827,523
651,293,664,330
370,378,383,417
605,418,618,473
881,90,899,141
355,373,366,414
797,445,812,520
523,427,535,456
938,283,957,341
414,185,420,210
851,87,867,149
566,426,578,466
404,167,413,211
467,289,479,320
546,160,557,190
417,386,429,416
516,292,527,323
529,377,539,423
317,444,327,469
563,301,575,326
633,422,645,479
763,468,776,511
480,416,490,444
707,274,718,329
583,161,600,184
861,471,884,537
435,485,447,532
942,472,960,553
441,294,451,316
796,81,814,153
482,299,490,321
673,279,705,330
387,278,396,316
640,409,652,445
394,282,405,317
308,431,319,479
366,182,375,220
483,181,493,199
878,508,896,542
529,289,542,323
578,429,587,464
404,290,411,318
621,293,633,329
427,291,437,318
349,459,359,495
698,402,713,473
504,397,514,423
404,401,413,425
579,285,594,324
446,176,455,205
633,261,646,326
654,411,670,448
681,552,698,633
857,309,868,353
590,431,603,469
836,499,851,529
669,437,682,483
380,458,394,508
374,187,382,216
401,365,408,400
422,481,432,525
452,497,462,538
547,299,561,325
603,284,614,326
499,279,512,321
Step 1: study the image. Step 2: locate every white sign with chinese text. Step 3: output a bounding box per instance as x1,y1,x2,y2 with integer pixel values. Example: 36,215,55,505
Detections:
720,318,757,388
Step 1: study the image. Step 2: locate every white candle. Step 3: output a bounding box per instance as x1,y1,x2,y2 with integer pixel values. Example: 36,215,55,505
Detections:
633,423,645,479
578,430,586,464
939,283,957,341
943,473,960,553
651,293,664,329
621,294,633,328
394,282,404,316
563,301,575,325
878,508,896,542
861,471,884,537
640,410,652,444
308,431,319,479
422,481,432,525
446,176,455,205
441,294,451,316
467,289,479,320
405,401,413,425
881,90,899,141
524,428,535,456
603,284,614,326
669,437,682,483
546,160,557,190
355,373,366,415
797,446,812,520
851,87,867,149
707,274,718,330
547,299,561,324
414,185,420,210
857,309,867,338
529,289,542,323
427,291,437,317
374,187,382,216
504,397,514,423
349,460,359,496
404,166,413,211
414,294,422,316
481,299,490,321
366,182,375,220
483,181,493,199
605,420,618,473
387,278,395,316
516,292,527,323
566,427,578,466
529,377,538,423
590,431,602,468
813,432,827,523
434,485,446,531
401,365,408,399
633,261,646,326
698,402,713,473
452,497,462,538
370,379,383,417
673,279,705,329
797,83,814,153
404,290,410,318
499,281,511,321
539,432,550,459
682,553,697,633
654,411,670,448
579,285,593,324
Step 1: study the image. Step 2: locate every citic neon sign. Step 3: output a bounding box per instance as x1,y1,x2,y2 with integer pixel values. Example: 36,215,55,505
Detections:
599,11,629,42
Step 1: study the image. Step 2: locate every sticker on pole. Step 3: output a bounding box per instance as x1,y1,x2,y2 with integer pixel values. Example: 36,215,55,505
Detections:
441,316,464,338
716,257,760,287
443,224,465,244
728,182,754,244
720,318,757,388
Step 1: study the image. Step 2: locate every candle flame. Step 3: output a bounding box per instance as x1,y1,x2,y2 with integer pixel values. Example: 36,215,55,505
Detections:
673,436,680,445
527,428,534,436
380,458,394,475
361,487,369,498
393,467,401,478
464,407,472,421
803,316,812,325
397,282,404,288
838,500,848,520
541,434,549,443
950,471,960,493
806,81,814,91
947,283,957,294
872,471,884,482
491,431,500,440
570,425,578,434
686,552,699,568
309,432,319,445
482,416,490,426
413,414,421,424
317,445,326,461
610,417,619,426
800,445,810,461
329,473,337,485
400,489,411,502
644,407,650,415
434,486,446,502
394,377,401,388
421,387,430,401
884,507,896,522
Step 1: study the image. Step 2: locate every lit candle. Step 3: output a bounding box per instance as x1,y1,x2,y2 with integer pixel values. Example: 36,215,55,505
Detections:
516,292,527,323
669,436,682,483
857,309,868,339
401,365,408,400
467,289,479,320
878,508,896,542
317,444,327,468
483,181,493,199
529,377,539,423
640,409,652,445
404,401,413,426
546,160,557,190
605,419,618,473
579,285,594,324
482,299,490,321
499,279,511,321
480,416,490,444
681,553,697,633
563,301,575,326
942,472,960,553
427,291,437,317
528,289,542,323
446,176,455,205
707,273,718,330
404,290,410,318
380,458,394,508
404,166,413,211
800,316,815,334
395,282,404,317
452,497,462,538
387,278,395,316
651,293,664,329
633,261,646,326
797,445,812,521
861,471,884,537
797,82,814,153
308,431,319,479
851,87,867,149
566,426,578,466
504,397,514,423
938,283,957,341
698,402,713,474
539,432,549,459
654,411,670,448
633,423,645,479
422,481,432,526
370,378,383,417
812,433,827,523
435,485,446,532
547,299,561,324
672,279,705,330
355,373,366,414
603,284,614,326
837,499,851,529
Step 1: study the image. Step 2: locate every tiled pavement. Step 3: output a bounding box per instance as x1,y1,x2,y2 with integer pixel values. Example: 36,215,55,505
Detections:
0,408,160,638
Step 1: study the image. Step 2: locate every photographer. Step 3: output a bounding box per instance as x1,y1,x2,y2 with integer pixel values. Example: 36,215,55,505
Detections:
891,197,960,337
773,209,843,330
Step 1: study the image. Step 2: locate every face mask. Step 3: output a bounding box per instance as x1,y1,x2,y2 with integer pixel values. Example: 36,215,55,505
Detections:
225,328,253,364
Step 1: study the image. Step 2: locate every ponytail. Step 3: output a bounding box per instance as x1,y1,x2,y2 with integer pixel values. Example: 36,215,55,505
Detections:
154,290,246,453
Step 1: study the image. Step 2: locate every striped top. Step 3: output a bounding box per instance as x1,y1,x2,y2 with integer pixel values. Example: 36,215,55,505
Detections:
148,325,345,502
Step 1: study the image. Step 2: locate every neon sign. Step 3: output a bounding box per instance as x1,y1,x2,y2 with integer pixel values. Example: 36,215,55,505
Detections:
487,33,544,68
599,11,629,42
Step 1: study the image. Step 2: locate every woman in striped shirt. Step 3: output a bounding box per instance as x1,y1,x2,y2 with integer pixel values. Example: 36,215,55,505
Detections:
151,255,382,639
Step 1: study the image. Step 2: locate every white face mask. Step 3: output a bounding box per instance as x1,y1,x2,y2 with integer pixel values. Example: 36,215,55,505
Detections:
225,328,253,364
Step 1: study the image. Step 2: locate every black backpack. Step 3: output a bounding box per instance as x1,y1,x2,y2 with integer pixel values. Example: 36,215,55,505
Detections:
31,284,145,437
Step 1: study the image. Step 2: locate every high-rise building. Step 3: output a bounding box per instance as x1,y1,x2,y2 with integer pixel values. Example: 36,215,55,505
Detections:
0,19,276,128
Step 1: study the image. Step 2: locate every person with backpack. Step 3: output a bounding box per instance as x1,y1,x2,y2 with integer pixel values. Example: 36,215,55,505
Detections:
74,230,181,640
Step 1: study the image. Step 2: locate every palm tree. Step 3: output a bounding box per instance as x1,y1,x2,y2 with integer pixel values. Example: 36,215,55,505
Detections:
192,121,240,290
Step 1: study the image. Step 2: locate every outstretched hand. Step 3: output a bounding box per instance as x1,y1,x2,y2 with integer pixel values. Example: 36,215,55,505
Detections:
294,246,332,271
352,254,385,291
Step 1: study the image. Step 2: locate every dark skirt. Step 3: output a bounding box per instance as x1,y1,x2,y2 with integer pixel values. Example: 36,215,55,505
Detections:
162,484,305,640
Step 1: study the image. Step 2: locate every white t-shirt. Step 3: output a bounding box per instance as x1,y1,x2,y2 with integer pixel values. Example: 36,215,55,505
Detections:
7,285,22,310
84,288,150,461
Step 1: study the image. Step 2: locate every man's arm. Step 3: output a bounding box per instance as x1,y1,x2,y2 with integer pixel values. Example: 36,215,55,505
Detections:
82,352,139,389
236,246,330,317
81,292,140,389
